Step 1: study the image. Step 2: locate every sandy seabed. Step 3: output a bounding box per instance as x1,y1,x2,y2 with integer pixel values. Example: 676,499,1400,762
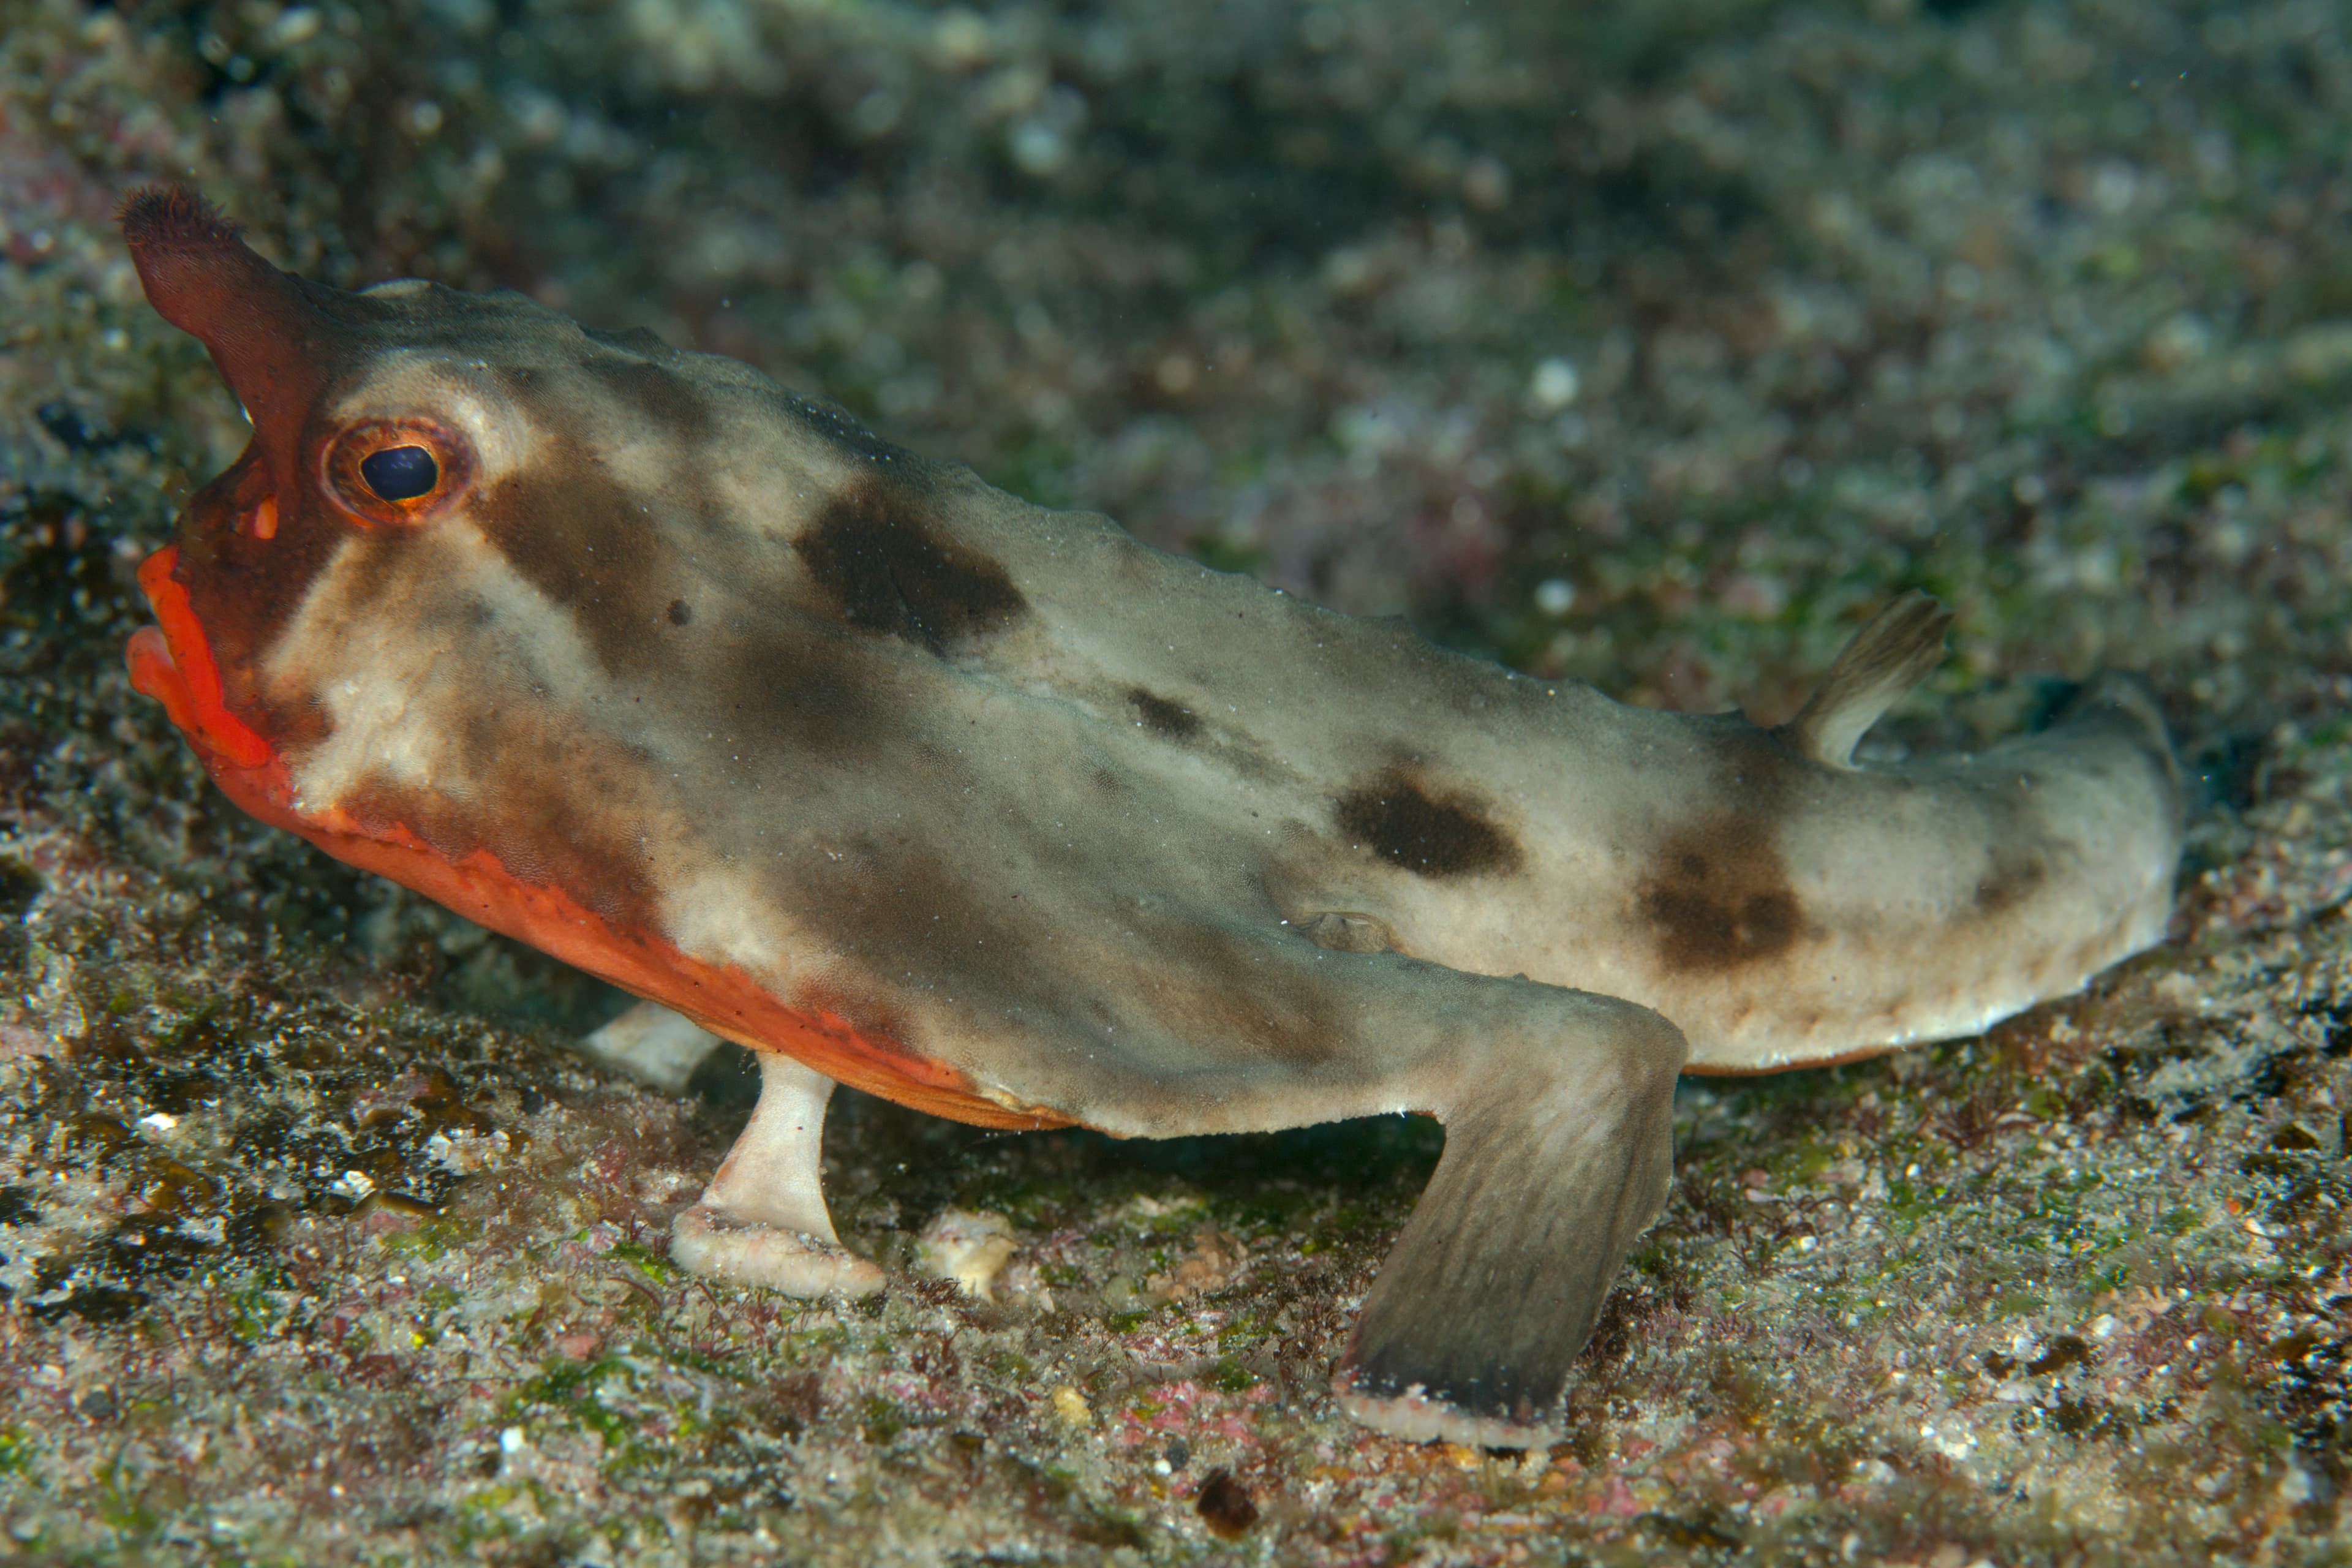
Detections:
2,0,2350,1562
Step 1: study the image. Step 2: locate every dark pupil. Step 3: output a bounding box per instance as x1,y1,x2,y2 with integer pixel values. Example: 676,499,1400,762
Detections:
360,445,439,501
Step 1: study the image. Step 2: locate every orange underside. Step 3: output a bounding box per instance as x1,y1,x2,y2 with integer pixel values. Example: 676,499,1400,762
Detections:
129,546,1066,1133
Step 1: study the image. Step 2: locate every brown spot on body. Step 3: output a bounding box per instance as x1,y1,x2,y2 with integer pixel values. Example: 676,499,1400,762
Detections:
1127,687,1200,739
1638,814,1806,974
472,432,678,676
699,597,914,767
1335,767,1521,878
1972,845,2048,918
796,481,1025,652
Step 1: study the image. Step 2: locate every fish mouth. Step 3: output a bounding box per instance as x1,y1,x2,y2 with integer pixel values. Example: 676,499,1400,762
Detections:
125,543,275,771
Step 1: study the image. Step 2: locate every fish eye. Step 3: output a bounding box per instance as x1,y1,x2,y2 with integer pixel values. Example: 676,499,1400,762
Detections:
323,419,472,526
360,444,439,501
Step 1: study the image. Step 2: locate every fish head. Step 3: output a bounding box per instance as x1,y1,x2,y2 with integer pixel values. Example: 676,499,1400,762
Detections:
118,185,716,785
116,179,764,927
120,185,924,796
118,187,716,949
115,187,1034,1124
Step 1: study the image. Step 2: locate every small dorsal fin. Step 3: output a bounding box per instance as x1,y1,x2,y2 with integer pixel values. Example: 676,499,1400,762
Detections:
1777,592,1953,768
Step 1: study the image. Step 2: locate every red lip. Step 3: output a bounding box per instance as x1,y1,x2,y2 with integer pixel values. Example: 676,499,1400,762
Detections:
126,543,275,770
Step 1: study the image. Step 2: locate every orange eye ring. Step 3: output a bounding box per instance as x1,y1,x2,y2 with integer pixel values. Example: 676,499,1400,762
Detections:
322,419,473,527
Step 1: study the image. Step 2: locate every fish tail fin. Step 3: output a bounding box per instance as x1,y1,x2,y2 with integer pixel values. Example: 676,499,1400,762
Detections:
1335,992,1684,1447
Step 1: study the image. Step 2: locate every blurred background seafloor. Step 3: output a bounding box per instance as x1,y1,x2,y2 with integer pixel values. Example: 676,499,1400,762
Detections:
2,0,2352,1562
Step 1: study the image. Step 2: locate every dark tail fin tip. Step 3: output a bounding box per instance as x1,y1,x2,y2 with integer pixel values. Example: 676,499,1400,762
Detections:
1335,994,1682,1448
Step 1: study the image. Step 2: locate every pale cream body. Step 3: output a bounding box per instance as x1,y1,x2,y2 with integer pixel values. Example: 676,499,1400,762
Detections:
138,260,2184,1444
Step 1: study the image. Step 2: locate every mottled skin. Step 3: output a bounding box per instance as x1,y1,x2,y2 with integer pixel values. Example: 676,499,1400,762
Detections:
119,190,2183,1447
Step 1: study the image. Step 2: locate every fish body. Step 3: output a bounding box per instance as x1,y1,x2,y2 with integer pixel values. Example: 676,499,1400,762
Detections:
119,189,2182,1446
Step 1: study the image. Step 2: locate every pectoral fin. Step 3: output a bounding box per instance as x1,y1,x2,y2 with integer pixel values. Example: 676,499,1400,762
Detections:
579,998,726,1094
670,1049,884,1297
1779,592,1952,768
1336,992,1684,1447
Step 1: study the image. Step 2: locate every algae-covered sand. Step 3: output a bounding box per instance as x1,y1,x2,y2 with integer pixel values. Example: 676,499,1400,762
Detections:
2,0,2350,1561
